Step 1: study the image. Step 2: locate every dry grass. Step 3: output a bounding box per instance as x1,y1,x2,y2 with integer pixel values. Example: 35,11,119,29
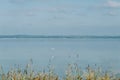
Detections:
0,60,120,80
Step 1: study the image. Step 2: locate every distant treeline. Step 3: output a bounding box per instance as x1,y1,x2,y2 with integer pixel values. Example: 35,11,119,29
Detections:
0,35,120,39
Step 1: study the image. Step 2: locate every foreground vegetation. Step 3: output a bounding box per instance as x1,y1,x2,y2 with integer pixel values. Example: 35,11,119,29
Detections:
0,60,120,80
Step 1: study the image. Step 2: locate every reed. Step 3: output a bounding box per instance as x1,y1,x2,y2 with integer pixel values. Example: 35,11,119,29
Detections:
0,60,120,80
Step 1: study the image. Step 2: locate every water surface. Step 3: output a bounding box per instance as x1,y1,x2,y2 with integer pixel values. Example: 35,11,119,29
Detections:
0,38,120,75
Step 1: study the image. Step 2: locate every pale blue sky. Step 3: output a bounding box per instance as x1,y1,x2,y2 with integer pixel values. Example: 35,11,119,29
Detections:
0,0,120,35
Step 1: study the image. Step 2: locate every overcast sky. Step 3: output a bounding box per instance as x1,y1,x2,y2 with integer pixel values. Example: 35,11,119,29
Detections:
0,0,120,35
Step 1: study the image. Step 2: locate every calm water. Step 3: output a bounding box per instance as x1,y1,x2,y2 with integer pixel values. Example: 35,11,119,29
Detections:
0,38,120,75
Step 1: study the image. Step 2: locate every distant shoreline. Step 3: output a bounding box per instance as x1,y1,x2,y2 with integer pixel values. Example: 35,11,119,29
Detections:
0,35,120,39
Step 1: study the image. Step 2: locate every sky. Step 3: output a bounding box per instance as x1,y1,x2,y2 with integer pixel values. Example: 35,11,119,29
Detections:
0,0,120,35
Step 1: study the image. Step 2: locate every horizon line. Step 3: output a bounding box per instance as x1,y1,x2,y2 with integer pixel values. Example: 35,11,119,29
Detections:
0,35,120,39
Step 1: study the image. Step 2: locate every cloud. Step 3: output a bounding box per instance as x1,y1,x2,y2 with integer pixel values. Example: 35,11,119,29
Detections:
9,0,27,4
8,0,57,4
0,7,78,17
106,11,117,16
105,0,120,8
101,0,120,16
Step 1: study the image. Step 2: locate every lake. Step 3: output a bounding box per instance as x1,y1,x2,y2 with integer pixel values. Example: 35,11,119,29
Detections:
0,38,120,76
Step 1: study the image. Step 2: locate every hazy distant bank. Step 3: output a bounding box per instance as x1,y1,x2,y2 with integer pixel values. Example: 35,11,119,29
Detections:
0,35,120,39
